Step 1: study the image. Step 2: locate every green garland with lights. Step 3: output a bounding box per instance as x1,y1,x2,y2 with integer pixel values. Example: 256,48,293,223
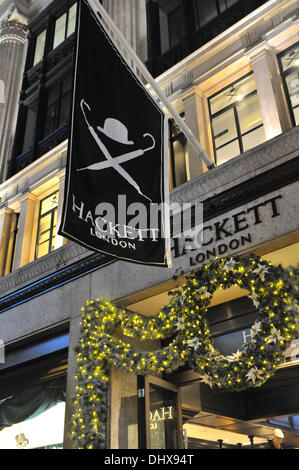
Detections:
71,254,299,449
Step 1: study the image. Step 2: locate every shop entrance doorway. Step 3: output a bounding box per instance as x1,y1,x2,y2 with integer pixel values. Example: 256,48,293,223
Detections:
137,375,184,449
137,370,299,449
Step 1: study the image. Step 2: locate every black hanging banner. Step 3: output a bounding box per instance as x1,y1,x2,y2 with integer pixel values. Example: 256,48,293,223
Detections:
59,0,171,267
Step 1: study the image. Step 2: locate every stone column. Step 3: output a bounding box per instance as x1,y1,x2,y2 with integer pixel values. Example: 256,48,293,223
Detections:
0,8,27,183
246,42,289,141
0,206,14,275
182,87,214,179
13,193,38,269
102,0,147,62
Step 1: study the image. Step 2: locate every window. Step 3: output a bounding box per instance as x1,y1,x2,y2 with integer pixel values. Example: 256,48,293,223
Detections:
169,116,188,188
53,3,77,50
194,0,218,27
194,0,240,28
22,101,38,152
159,0,184,54
278,43,299,127
33,30,46,66
31,3,77,68
35,191,58,259
209,73,266,165
43,75,72,137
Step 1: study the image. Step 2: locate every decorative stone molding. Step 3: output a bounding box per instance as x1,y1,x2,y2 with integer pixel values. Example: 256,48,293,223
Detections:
0,17,27,45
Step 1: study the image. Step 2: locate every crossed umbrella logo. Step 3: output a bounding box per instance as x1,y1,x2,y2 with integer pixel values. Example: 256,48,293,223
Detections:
77,99,156,203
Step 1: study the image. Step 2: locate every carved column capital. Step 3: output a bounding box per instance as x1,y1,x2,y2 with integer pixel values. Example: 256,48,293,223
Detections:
0,15,27,45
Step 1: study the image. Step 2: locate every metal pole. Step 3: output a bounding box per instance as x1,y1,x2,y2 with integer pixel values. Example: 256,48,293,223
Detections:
87,0,216,170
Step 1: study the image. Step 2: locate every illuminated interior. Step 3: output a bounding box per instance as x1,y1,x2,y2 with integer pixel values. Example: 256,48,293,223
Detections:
0,402,65,449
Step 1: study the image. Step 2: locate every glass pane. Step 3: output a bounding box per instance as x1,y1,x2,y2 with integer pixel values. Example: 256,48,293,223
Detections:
67,3,77,37
285,72,299,114
44,86,60,136
210,74,257,114
38,213,52,234
149,385,178,449
292,416,299,431
59,78,72,126
196,0,217,27
33,30,46,66
36,240,50,258
38,229,50,246
242,126,265,153
216,139,240,165
212,108,238,148
23,103,37,152
172,134,188,187
53,13,67,49
294,105,299,126
219,0,239,12
280,44,299,72
237,93,263,134
168,7,182,49
40,192,58,215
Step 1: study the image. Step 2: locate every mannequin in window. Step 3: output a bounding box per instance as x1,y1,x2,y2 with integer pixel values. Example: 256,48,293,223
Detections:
271,429,284,449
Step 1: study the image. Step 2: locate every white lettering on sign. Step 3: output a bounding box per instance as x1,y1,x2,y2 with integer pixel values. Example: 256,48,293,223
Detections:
150,406,174,429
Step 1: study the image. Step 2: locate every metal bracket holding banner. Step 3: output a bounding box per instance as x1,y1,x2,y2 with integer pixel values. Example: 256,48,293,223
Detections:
87,0,215,171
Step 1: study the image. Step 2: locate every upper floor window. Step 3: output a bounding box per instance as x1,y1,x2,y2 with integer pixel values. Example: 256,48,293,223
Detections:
193,0,240,28
53,3,77,50
35,191,59,259
158,0,185,54
278,43,299,127
43,75,73,138
31,2,77,68
209,72,266,165
33,30,46,66
169,116,188,188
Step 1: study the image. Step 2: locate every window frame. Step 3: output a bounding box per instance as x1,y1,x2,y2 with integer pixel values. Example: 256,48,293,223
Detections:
193,0,241,29
35,190,59,260
277,41,299,128
208,71,264,165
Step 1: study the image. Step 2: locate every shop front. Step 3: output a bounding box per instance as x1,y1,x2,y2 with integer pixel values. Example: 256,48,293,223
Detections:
105,173,299,450
110,240,299,450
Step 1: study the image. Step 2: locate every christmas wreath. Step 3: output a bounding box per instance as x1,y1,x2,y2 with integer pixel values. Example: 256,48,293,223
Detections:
71,254,299,449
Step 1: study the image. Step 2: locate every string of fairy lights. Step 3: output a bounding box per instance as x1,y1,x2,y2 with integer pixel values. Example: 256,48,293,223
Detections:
71,254,299,449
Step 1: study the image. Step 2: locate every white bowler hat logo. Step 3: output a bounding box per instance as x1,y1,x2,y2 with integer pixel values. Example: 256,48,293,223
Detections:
97,118,134,145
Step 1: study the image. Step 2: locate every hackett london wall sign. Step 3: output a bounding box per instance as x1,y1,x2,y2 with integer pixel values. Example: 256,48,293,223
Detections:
59,0,171,267
171,184,299,270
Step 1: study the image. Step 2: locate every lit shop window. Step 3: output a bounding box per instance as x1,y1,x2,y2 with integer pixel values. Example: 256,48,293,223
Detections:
194,0,240,28
53,3,77,50
33,30,46,66
278,43,299,127
169,117,188,188
209,72,266,165
0,371,66,450
35,191,58,260
0,402,65,449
